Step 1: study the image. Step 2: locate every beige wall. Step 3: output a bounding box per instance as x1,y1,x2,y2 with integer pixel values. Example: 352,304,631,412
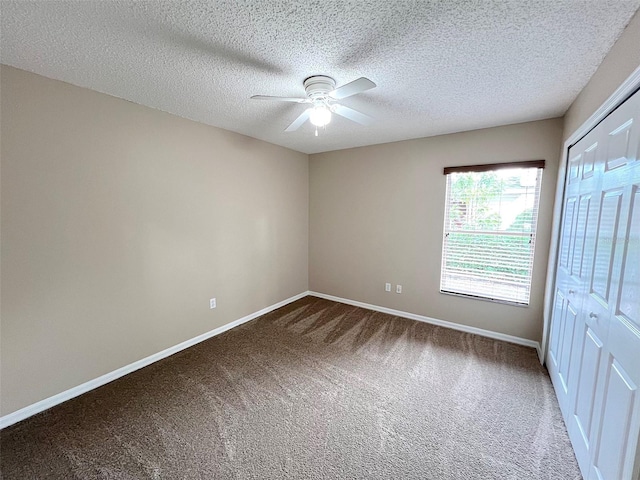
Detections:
309,118,564,342
564,10,640,139
0,66,309,415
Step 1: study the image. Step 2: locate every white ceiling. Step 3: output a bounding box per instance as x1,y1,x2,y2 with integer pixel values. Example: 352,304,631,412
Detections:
1,1,639,154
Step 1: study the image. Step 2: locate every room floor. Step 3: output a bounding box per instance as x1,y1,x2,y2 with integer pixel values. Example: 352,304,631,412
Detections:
0,297,581,479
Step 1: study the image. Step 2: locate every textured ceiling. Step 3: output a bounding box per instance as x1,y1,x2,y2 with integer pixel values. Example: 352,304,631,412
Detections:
1,1,639,154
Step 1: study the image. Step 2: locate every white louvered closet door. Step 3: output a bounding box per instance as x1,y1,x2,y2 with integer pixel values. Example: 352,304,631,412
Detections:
548,87,640,480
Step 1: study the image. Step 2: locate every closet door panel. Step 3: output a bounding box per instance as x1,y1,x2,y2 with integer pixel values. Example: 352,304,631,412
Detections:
617,187,640,326
589,160,640,480
549,87,640,480
587,93,640,480
559,301,579,393
570,325,604,475
549,128,600,415
590,356,639,480
549,290,566,369
589,189,623,312
570,194,592,280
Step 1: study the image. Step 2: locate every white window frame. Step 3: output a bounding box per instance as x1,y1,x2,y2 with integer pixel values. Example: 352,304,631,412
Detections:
440,160,545,306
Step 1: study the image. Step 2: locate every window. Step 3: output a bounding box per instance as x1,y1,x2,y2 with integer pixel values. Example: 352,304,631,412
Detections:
440,160,544,305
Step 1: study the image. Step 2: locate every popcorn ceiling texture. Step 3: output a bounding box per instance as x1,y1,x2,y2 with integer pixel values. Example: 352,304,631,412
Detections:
1,0,639,154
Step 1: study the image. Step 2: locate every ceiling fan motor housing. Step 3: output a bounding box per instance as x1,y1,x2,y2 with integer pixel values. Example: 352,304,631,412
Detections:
304,75,336,101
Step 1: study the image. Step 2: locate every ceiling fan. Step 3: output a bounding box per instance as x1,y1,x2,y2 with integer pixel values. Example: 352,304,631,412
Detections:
251,76,376,135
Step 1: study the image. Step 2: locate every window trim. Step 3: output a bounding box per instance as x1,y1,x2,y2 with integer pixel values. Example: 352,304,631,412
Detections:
440,163,544,305
439,290,531,308
443,159,545,175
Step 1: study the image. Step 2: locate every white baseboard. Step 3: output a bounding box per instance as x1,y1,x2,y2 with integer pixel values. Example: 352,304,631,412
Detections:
309,291,542,354
2,290,543,429
0,291,310,430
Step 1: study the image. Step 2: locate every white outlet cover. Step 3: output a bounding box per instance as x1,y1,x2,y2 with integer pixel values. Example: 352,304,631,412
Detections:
396,285,402,294
385,283,391,292
210,298,216,309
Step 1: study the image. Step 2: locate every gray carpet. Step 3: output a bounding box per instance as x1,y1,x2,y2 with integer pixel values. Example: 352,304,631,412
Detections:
0,296,581,479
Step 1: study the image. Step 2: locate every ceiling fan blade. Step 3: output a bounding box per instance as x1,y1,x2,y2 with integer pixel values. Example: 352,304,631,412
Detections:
251,95,310,103
285,109,312,132
333,104,374,126
329,77,376,99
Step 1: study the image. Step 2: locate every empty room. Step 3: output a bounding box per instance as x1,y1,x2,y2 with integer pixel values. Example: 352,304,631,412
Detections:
1,1,640,479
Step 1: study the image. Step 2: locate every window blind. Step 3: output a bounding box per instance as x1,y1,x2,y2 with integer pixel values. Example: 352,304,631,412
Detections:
440,164,544,305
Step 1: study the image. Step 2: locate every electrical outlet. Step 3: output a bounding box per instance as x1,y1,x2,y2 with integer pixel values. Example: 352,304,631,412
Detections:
210,298,216,309
396,285,402,294
385,283,391,292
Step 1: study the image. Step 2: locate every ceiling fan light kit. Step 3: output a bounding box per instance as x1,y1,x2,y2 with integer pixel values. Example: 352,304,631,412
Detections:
251,75,376,134
309,105,331,127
